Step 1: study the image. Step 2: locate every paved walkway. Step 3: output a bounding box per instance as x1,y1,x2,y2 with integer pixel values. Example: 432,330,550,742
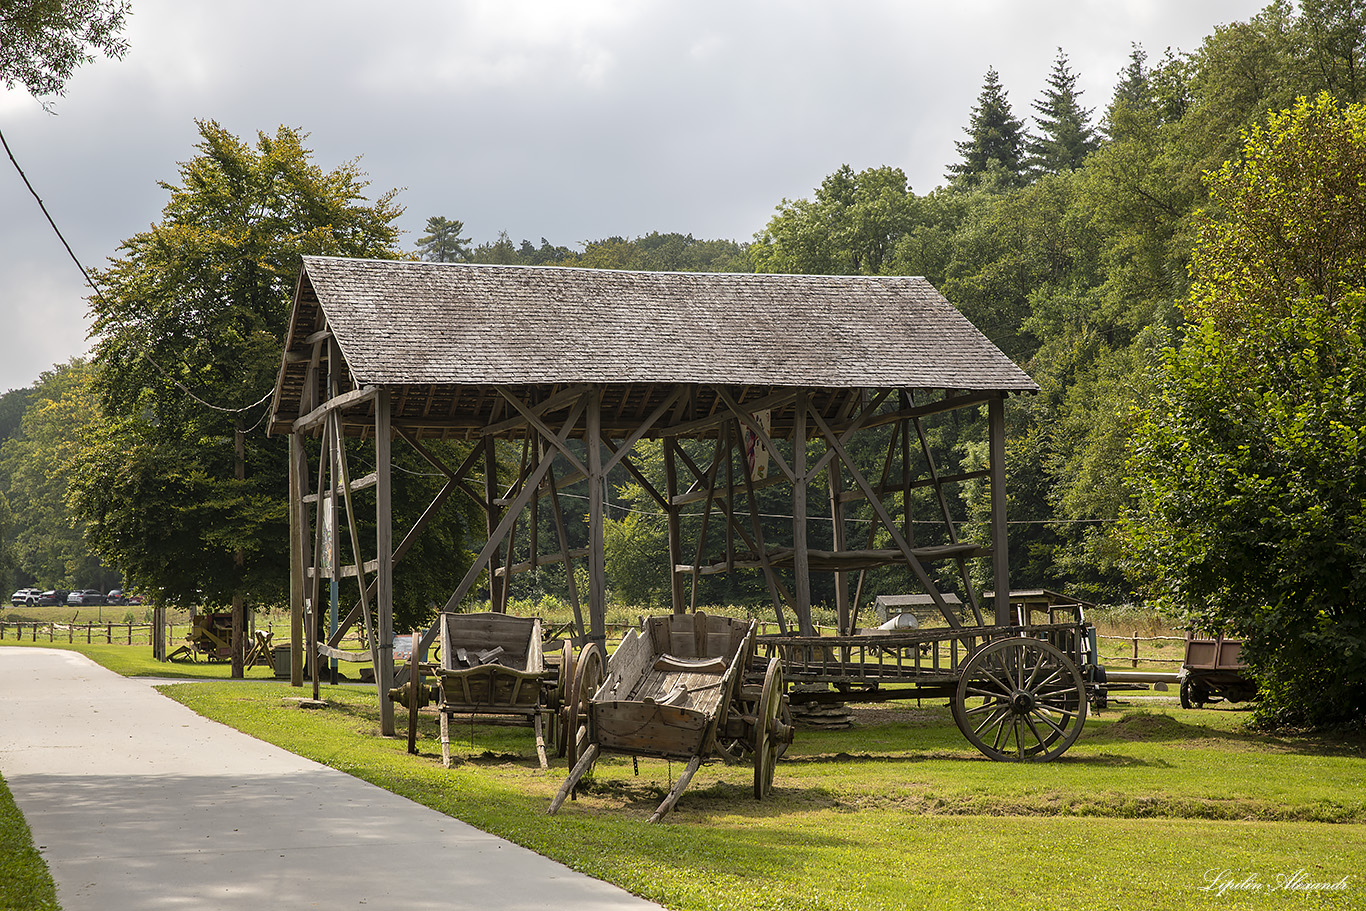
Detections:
0,648,662,911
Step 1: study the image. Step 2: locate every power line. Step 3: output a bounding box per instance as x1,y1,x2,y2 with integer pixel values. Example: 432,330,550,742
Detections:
3,124,277,418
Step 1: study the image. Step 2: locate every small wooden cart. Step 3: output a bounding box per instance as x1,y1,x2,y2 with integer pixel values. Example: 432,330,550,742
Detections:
548,611,792,823
432,612,560,769
1180,633,1256,709
166,611,234,662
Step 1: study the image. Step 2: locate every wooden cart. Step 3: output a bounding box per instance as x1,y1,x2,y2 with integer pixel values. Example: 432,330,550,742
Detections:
166,611,234,662
548,611,792,823
1179,633,1256,709
759,594,1095,762
430,612,565,769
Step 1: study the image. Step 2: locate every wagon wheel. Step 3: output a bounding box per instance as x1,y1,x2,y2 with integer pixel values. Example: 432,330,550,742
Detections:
753,657,786,799
554,640,576,757
566,643,604,769
1179,677,1218,709
952,637,1086,762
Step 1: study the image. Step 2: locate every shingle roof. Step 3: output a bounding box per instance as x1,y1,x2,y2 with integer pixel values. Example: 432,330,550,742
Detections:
294,257,1037,391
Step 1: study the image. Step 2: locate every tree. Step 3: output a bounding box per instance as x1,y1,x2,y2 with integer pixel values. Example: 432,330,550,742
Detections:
752,165,921,275
0,0,129,99
1124,94,1366,726
947,67,1028,188
1027,49,1099,174
72,120,404,675
415,216,471,263
0,360,113,591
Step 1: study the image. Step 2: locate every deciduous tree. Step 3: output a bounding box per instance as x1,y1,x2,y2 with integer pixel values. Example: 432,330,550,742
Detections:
72,120,403,675
0,0,128,99
1124,94,1366,726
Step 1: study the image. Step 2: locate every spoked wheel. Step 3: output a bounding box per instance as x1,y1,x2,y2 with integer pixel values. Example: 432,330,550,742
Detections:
952,637,1086,762
565,643,604,769
554,640,576,758
753,657,789,798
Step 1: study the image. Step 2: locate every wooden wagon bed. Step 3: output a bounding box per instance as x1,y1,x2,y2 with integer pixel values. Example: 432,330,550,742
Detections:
435,612,551,769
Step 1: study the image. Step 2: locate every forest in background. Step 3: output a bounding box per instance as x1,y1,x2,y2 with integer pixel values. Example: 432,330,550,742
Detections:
1,0,1362,615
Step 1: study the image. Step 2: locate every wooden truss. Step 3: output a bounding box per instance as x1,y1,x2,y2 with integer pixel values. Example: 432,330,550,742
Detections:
288,364,1016,736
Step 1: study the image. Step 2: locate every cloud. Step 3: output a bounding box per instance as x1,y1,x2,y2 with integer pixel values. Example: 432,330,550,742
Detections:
0,0,1268,393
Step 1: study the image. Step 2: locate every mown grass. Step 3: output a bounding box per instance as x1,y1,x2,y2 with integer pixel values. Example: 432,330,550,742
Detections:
158,679,1366,911
0,772,59,911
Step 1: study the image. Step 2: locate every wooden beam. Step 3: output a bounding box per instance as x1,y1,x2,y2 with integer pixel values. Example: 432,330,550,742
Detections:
293,386,378,434
660,388,797,439
481,384,589,437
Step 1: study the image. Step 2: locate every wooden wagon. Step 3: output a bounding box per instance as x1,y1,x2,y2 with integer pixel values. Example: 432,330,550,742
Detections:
166,611,234,662
760,593,1096,762
548,611,792,823
1179,633,1256,709
430,612,565,769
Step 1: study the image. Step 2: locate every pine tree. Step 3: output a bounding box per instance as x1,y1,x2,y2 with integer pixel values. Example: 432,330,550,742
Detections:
947,67,1028,187
416,216,471,262
1027,49,1100,174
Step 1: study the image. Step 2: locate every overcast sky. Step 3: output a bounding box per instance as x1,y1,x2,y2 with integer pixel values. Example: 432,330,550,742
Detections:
0,0,1268,394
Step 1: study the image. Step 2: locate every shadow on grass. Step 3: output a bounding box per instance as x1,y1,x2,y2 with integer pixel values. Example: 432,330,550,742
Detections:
1089,709,1366,757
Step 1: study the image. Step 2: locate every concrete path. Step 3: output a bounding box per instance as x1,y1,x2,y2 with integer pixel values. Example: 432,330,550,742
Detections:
0,648,662,911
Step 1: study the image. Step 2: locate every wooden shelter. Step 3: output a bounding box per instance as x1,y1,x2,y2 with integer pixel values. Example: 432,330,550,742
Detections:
268,256,1038,735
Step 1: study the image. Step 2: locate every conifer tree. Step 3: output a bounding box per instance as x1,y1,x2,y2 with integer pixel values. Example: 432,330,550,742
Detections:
1028,49,1100,174
947,67,1028,187
416,216,471,262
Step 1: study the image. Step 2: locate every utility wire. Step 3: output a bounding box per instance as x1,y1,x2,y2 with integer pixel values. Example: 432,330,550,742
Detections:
3,123,277,418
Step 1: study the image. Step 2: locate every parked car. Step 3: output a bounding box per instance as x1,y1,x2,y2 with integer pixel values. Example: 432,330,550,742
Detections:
10,588,43,607
67,589,106,606
37,590,69,606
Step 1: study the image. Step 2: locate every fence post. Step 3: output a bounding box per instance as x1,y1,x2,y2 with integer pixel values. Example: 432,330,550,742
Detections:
87,623,92,644
48,623,53,642
127,622,133,645
1132,632,1139,668
68,624,73,643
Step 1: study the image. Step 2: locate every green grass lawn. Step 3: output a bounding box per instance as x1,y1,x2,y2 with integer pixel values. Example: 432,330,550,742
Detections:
158,680,1365,911
6,637,1362,910
0,772,59,911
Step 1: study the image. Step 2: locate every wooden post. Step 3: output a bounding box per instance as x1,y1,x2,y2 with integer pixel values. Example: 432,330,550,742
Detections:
586,386,607,649
664,438,685,616
289,436,305,686
988,395,1010,626
376,389,396,737
828,456,850,635
793,389,813,636
484,436,504,611
407,631,421,754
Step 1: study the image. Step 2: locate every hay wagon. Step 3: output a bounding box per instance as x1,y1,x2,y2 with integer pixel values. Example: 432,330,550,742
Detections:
760,593,1096,762
548,611,792,823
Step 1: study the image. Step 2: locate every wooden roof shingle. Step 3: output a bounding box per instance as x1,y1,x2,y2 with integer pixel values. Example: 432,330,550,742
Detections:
288,256,1037,390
